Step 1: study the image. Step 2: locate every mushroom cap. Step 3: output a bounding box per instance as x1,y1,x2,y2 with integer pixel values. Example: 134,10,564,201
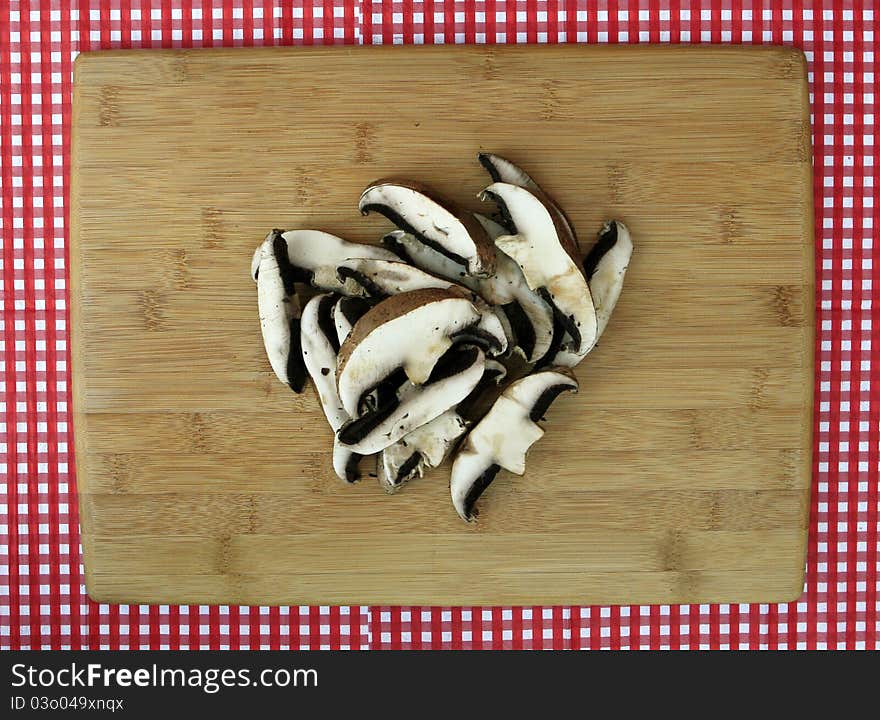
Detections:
359,179,496,277
450,368,578,521
477,152,541,193
336,288,481,417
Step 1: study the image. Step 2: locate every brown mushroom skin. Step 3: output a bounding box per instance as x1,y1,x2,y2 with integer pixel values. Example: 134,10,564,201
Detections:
336,286,473,385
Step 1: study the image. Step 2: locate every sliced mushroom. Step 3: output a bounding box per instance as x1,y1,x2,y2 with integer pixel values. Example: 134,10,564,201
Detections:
337,344,486,455
450,368,578,522
381,229,473,290
378,410,468,493
359,180,496,277
472,214,556,364
333,296,373,346
336,257,449,296
336,287,482,417
253,231,306,392
479,182,598,362
477,152,542,193
332,441,371,484
383,226,554,364
301,293,347,429
301,293,369,482
583,220,633,338
378,359,508,493
272,228,398,295
336,257,510,356
477,152,579,250
548,220,634,367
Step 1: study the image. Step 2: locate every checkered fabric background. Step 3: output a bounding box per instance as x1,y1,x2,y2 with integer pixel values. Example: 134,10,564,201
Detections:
1,1,877,650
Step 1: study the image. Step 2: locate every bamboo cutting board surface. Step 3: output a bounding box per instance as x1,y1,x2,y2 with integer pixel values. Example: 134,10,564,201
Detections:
70,45,814,606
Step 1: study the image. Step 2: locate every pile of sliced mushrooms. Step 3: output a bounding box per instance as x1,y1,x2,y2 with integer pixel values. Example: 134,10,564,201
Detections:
251,154,632,522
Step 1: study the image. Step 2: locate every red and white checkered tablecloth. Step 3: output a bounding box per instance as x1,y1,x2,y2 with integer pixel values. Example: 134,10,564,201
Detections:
0,0,877,651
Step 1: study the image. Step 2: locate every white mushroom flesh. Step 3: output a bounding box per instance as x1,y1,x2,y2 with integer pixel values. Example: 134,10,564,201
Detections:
477,152,541,193
336,295,481,416
550,220,634,367
335,257,508,356
385,227,554,364
333,296,372,346
377,358,508,492
337,346,486,455
585,220,633,339
300,293,372,483
301,294,348,430
477,152,579,249
480,182,597,360
254,234,304,391
336,257,449,295
450,368,578,521
378,410,468,493
359,183,493,276
332,438,369,485
279,228,398,295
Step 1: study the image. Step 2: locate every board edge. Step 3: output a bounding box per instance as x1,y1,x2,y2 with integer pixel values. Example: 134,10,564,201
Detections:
69,51,102,603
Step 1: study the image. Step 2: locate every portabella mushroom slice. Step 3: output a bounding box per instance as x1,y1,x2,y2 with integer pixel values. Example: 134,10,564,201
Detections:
477,152,579,251
479,182,598,361
378,359,508,493
336,257,509,355
358,180,496,277
383,227,554,364
271,228,398,295
300,293,369,483
336,288,482,417
301,293,347,428
548,220,634,367
253,231,306,392
450,368,578,522
477,152,542,193
378,410,468,493
337,344,486,455
583,220,633,339
472,214,556,364
336,257,449,296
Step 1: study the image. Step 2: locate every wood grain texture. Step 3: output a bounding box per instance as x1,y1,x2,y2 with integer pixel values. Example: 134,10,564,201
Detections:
70,45,814,605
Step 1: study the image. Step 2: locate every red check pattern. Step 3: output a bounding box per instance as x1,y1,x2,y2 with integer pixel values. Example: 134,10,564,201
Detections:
1,0,877,650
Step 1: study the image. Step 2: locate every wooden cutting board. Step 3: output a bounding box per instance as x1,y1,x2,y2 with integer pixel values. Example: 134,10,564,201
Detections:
71,45,814,606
